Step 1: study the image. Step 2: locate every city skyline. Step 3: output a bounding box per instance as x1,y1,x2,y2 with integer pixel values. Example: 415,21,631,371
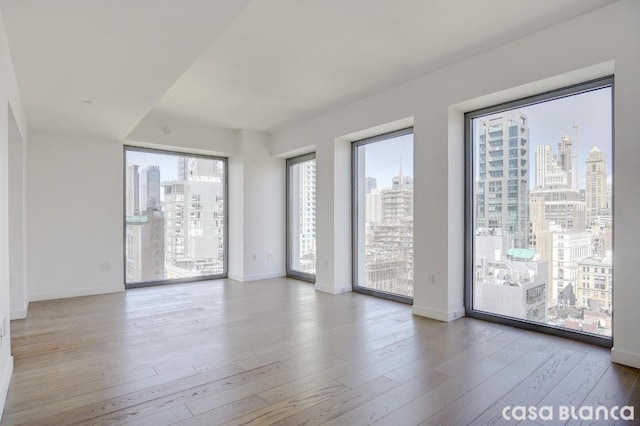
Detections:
125,150,226,284
473,87,612,190
471,85,613,337
127,150,181,179
289,158,317,276
359,133,414,298
361,133,413,191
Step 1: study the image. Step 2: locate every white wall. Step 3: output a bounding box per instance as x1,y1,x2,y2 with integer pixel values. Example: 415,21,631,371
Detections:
25,116,240,301
26,125,285,299
127,120,286,282
228,144,244,279
0,7,27,420
0,96,10,424
271,0,640,368
314,136,351,294
126,111,239,156
26,131,124,301
0,94,10,425
8,107,27,319
229,130,285,281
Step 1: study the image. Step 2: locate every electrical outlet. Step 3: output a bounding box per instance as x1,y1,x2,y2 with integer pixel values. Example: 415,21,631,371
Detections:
100,261,111,271
267,253,273,260
428,274,435,285
252,254,257,261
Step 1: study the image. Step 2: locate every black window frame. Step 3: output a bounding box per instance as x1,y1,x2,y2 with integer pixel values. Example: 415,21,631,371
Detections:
286,152,317,283
123,145,229,289
464,76,614,348
352,127,414,304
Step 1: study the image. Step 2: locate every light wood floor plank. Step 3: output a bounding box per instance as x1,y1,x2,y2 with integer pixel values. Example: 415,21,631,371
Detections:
276,375,399,426
424,349,553,425
222,382,348,426
174,395,268,426
2,278,636,426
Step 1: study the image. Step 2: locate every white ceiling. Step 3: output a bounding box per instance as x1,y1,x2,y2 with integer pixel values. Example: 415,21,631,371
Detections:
1,0,617,138
0,0,253,139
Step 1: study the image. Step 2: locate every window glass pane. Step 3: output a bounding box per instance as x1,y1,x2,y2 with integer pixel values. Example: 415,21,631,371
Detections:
471,85,612,337
287,155,316,278
354,130,414,299
125,149,226,285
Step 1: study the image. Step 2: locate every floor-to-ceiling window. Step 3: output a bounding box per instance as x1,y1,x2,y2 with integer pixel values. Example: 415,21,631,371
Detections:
466,77,613,345
286,153,316,281
124,147,227,288
353,128,414,302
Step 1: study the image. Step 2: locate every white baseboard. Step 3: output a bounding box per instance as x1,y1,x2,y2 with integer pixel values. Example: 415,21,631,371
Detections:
10,306,28,320
227,273,243,281
227,271,285,282
412,304,465,322
315,283,351,294
611,347,640,370
0,355,14,422
10,300,29,319
30,285,124,302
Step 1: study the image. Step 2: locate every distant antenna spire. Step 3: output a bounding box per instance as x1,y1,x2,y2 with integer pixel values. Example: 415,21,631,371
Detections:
399,145,403,178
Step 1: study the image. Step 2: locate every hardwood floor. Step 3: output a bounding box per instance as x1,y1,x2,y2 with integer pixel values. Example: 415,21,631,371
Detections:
2,278,638,425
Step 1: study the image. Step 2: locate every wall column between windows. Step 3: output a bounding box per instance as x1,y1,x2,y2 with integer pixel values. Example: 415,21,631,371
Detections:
228,130,286,282
313,138,351,294
410,111,465,322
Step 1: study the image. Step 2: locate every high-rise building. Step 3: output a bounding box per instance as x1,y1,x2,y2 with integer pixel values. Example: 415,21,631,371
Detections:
530,142,585,244
528,193,547,250
163,180,225,277
125,162,139,216
476,111,530,248
550,228,592,305
383,174,413,222
163,157,226,278
365,189,382,224
365,221,413,296
576,253,613,313
365,177,377,194
290,159,316,273
534,145,570,189
125,211,165,282
557,135,573,187
365,170,414,297
529,188,585,233
141,165,161,211
534,145,551,189
585,147,607,225
178,157,223,181
575,252,613,336
530,140,589,309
